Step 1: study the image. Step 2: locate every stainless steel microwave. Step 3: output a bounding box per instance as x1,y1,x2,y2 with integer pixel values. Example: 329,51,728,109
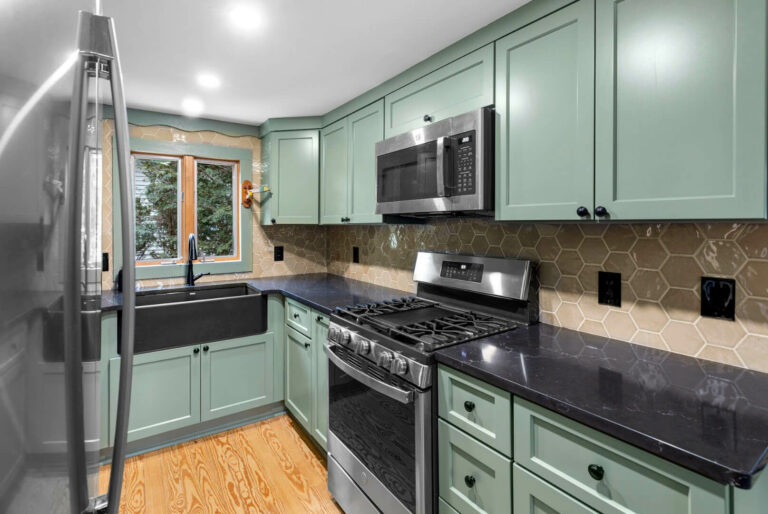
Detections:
375,106,494,216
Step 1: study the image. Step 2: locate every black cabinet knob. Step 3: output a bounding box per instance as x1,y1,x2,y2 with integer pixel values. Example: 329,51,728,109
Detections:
594,206,608,218
293,313,300,319
464,475,476,488
423,114,432,123
203,345,209,352
576,206,590,218
464,400,476,412
316,316,323,322
193,348,200,354
587,464,604,481
304,342,311,349
270,218,276,224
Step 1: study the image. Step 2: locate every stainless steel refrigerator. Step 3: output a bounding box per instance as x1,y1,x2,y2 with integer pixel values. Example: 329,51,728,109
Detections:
0,2,136,512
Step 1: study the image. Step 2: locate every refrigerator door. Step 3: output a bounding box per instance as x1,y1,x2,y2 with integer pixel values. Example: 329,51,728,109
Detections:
0,3,135,513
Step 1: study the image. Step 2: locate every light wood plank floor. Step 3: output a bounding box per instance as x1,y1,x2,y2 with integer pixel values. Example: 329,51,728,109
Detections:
99,414,343,513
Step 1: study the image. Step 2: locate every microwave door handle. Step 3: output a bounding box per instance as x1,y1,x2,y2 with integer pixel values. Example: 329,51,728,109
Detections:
435,136,448,197
326,344,415,404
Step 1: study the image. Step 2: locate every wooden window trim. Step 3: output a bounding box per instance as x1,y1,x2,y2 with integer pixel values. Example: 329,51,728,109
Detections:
131,151,241,267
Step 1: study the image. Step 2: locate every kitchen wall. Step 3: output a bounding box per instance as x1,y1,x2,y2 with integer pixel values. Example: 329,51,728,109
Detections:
328,220,768,373
100,121,327,290
100,122,768,373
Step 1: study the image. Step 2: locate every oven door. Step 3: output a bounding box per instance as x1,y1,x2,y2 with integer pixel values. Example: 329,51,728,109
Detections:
326,344,432,514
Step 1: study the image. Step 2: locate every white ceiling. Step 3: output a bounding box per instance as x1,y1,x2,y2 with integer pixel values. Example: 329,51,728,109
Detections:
99,0,531,125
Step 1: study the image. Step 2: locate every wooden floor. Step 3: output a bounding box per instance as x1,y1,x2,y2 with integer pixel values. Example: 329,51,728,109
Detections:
99,414,343,513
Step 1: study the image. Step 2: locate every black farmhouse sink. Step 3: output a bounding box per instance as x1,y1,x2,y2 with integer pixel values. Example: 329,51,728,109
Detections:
118,283,267,354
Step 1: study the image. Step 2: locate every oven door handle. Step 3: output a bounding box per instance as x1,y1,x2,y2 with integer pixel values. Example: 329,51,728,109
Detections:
326,344,415,405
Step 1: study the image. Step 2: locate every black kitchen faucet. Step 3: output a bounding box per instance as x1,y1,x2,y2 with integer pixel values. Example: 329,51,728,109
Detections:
186,233,210,286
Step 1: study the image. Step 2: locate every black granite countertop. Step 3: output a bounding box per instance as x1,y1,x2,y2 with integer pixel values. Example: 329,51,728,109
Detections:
435,324,768,489
101,273,412,315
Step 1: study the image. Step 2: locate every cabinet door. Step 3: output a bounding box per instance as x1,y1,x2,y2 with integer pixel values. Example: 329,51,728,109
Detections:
320,118,349,225
513,464,598,514
384,44,494,138
348,100,384,224
261,130,319,225
109,345,201,442
201,334,274,422
495,0,595,221
285,325,313,431
311,313,329,450
595,0,767,220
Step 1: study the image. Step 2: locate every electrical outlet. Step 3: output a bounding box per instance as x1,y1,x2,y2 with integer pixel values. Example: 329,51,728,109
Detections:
353,246,360,263
701,277,736,321
598,271,621,307
102,252,109,272
274,246,284,261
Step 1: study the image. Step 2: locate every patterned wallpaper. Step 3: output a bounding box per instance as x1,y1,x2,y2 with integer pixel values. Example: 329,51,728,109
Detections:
100,122,327,291
100,122,768,372
328,220,768,373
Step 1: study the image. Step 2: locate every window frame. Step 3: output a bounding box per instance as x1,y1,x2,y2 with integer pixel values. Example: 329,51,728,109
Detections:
112,137,253,280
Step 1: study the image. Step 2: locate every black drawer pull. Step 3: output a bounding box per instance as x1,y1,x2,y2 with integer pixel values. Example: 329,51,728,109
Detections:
464,475,476,488
293,313,300,319
588,464,604,481
464,400,476,412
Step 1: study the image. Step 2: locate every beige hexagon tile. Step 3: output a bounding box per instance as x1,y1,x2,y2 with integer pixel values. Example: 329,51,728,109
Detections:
736,335,768,373
736,261,768,297
631,301,669,332
662,322,706,356
604,311,637,340
556,225,583,250
695,317,745,348
630,270,669,301
579,320,608,337
536,236,561,261
631,331,669,351
485,224,504,246
579,224,607,237
578,265,601,293
737,298,768,336
555,302,584,327
695,240,747,276
697,223,744,240
630,238,668,270
556,276,583,303
539,287,562,313
578,293,610,321
737,224,768,259
660,224,705,255
500,234,521,258
696,346,744,367
661,288,700,322
518,225,540,248
603,252,636,279
539,262,561,288
578,237,609,265
661,256,703,289
603,224,636,252
556,249,584,276
632,223,666,238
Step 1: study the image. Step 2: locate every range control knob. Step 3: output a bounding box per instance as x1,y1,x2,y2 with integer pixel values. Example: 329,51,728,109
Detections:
340,331,351,345
377,351,393,368
328,327,340,342
393,357,409,376
356,339,371,355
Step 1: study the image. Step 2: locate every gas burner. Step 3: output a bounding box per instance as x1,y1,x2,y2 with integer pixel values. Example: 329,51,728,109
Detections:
339,297,435,320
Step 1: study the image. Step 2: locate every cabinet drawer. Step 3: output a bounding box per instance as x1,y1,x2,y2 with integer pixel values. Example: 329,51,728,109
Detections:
514,398,729,514
384,44,494,137
437,365,512,457
285,298,311,336
513,464,597,514
438,419,511,514
438,498,460,514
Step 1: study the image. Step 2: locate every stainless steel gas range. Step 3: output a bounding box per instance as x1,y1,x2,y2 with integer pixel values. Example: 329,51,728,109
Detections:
325,251,536,514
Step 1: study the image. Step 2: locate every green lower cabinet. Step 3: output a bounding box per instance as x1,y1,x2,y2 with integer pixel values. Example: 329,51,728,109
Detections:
513,464,598,514
438,498,461,514
495,0,595,221
201,334,274,422
284,325,314,432
513,397,729,514
438,419,512,514
109,345,201,443
311,314,329,449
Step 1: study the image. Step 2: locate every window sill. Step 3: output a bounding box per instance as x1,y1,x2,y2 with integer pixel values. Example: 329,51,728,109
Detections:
135,259,251,280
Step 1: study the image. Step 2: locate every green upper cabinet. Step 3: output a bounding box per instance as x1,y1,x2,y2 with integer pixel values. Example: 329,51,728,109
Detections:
320,100,384,225
495,0,595,221
594,0,767,220
200,334,274,422
384,44,494,138
347,101,384,224
320,119,349,224
260,130,319,225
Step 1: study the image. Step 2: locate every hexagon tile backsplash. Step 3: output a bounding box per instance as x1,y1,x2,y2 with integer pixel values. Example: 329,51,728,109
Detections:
327,219,768,373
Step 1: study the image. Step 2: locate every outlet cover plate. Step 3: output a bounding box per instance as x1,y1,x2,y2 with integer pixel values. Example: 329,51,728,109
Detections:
274,246,284,262
701,277,736,321
598,271,622,307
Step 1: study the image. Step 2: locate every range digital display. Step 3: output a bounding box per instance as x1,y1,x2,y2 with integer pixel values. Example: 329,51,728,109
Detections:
440,261,484,283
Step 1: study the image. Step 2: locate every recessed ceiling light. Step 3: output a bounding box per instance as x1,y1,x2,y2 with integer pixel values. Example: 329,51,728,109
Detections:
181,96,204,117
197,72,221,90
228,3,264,33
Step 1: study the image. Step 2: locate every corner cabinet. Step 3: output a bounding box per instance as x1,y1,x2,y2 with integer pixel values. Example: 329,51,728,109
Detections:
384,44,494,138
594,0,767,220
320,100,384,225
260,130,319,225
495,0,595,221
283,298,330,450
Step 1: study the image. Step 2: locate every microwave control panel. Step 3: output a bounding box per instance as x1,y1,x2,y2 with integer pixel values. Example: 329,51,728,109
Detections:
440,261,484,283
453,131,476,195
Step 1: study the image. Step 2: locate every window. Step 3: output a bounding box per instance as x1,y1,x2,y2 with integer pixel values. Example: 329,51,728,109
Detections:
132,152,239,265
